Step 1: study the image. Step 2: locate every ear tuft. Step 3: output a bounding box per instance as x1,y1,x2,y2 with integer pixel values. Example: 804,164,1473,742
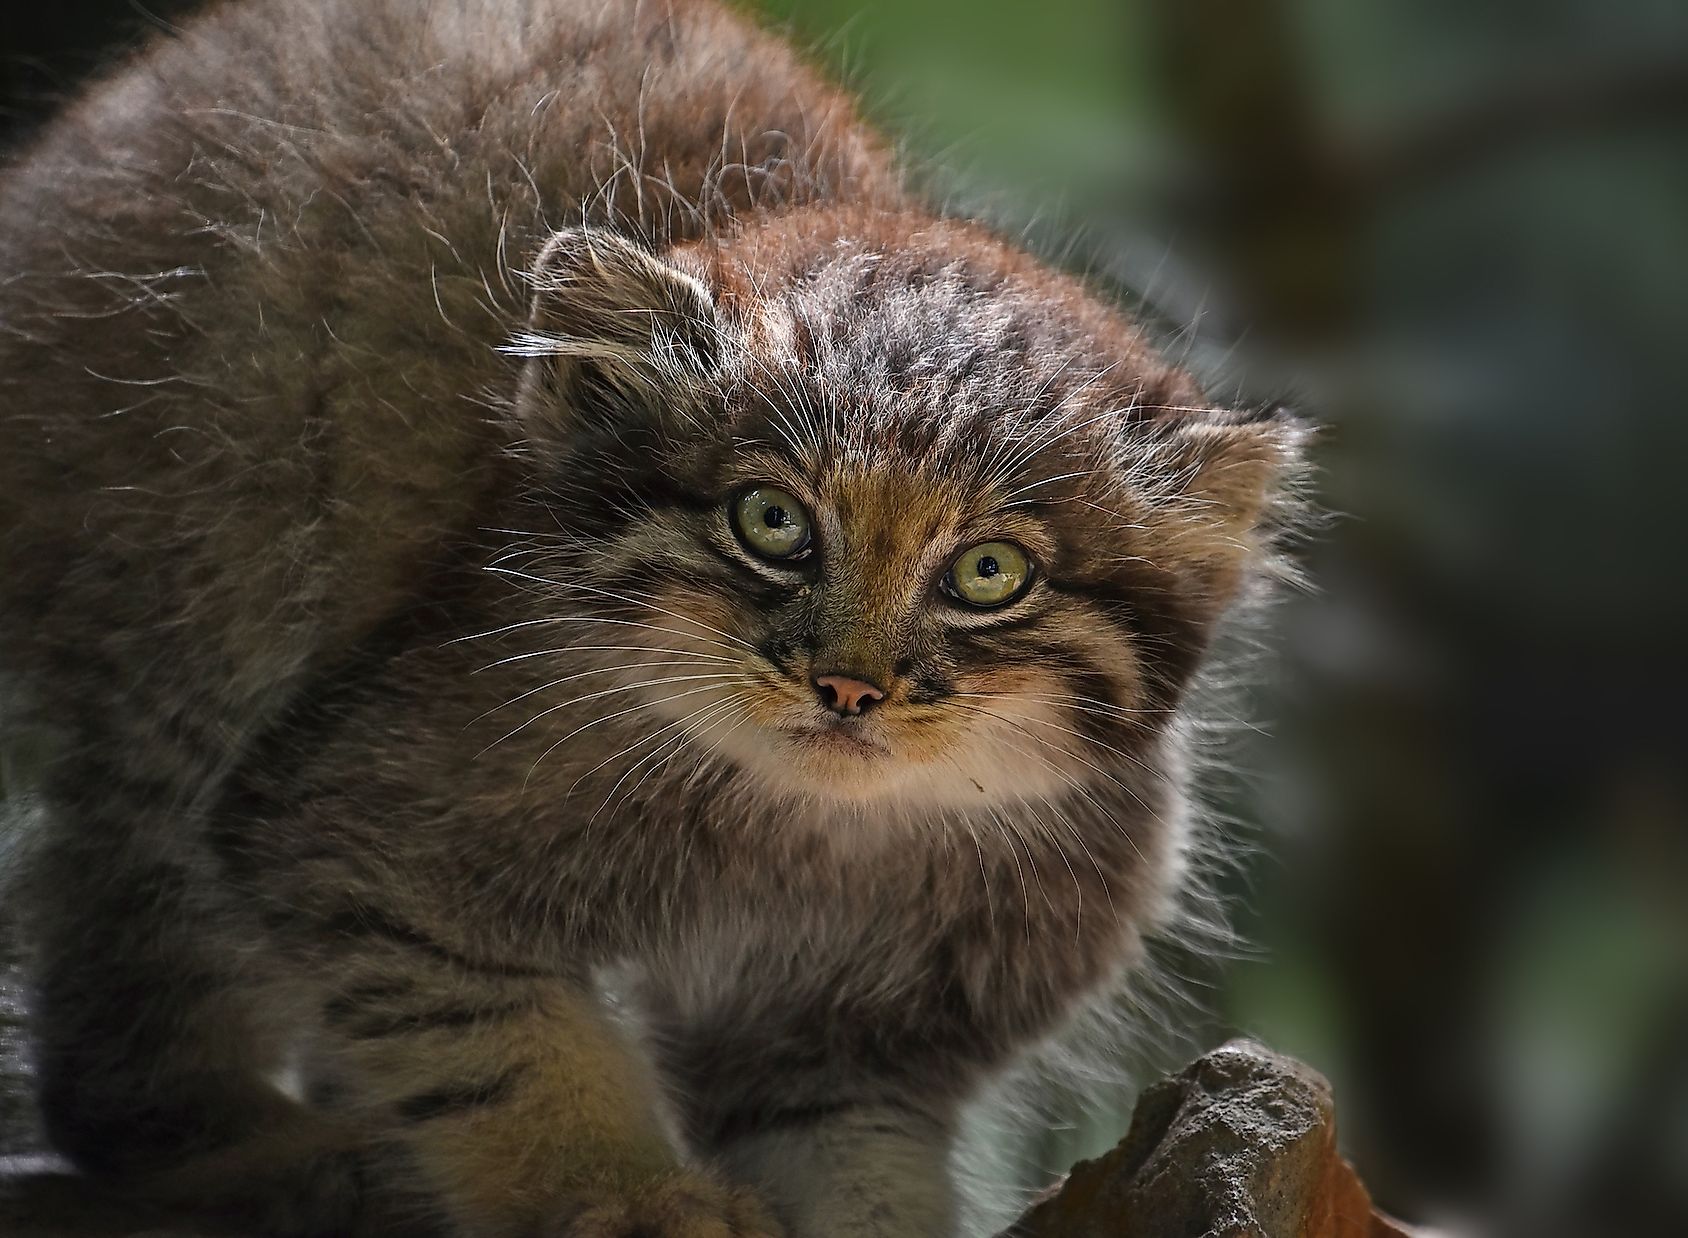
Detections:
510,227,720,442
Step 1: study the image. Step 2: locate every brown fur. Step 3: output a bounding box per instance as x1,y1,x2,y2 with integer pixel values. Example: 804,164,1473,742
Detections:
0,2,1299,1236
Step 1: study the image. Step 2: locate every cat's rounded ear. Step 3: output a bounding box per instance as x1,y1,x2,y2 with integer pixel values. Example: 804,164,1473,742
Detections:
1139,403,1307,609
511,227,720,449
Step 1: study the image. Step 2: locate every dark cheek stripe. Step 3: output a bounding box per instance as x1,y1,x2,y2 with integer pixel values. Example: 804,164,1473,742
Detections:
1065,665,1139,748
905,670,953,705
758,635,796,675
608,545,795,615
946,605,1195,739
950,627,1077,669
1052,580,1210,707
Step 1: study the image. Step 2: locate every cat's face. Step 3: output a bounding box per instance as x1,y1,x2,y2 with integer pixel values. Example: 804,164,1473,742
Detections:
622,454,1134,807
509,211,1294,811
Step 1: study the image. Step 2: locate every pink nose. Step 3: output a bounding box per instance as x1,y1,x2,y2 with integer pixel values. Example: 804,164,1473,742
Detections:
813,674,885,717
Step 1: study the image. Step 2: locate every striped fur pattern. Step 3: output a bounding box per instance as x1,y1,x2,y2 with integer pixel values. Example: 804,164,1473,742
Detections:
0,1,1300,1235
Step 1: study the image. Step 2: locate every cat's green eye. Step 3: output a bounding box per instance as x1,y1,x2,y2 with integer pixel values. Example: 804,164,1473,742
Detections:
944,541,1033,608
732,486,813,560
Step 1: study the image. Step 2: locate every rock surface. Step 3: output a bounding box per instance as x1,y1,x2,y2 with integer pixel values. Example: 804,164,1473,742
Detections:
0,1036,1424,1236
1003,1039,1424,1238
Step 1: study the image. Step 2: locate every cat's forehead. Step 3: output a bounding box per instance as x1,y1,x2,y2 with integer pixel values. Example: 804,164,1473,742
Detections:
725,278,1150,470
698,214,1206,525
725,386,1052,511
721,336,1129,507
715,211,1142,394
753,272,1067,406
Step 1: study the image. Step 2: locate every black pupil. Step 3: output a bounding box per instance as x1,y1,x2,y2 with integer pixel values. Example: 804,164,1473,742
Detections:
977,554,1000,578
763,504,787,529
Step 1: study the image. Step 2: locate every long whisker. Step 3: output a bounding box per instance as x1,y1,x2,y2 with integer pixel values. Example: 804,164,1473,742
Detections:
989,367,1134,483
980,805,1034,943
567,692,744,791
952,701,1159,777
457,614,748,658
942,704,1153,865
1016,800,1087,941
446,613,743,657
526,575,762,654
955,690,1165,725
741,358,818,460
947,700,1162,802
997,469,1094,503
470,660,739,723
482,566,758,654
594,694,745,821
991,804,1055,921
1071,497,1150,531
474,643,741,672
993,405,1131,483
1051,808,1122,933
592,682,756,828
523,680,738,786
976,350,1086,483
966,827,996,930
585,694,744,817
483,672,741,753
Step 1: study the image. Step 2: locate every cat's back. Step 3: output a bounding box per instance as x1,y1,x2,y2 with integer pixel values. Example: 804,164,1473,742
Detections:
0,0,894,767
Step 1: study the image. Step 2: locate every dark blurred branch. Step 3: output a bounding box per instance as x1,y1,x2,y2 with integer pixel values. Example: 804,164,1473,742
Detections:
1144,0,1688,343
1145,0,1360,340
1337,52,1688,198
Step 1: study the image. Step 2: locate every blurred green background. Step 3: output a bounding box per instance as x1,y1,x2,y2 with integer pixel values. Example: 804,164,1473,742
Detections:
6,2,1688,1235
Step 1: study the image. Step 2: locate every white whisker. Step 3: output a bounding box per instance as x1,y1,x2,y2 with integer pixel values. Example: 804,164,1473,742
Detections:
475,644,740,672
470,660,740,723
484,672,742,754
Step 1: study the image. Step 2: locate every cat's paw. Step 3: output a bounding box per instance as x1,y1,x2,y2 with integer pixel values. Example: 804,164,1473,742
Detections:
551,1174,782,1238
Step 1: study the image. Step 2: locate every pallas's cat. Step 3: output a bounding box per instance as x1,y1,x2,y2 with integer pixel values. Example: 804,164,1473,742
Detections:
0,1,1298,1235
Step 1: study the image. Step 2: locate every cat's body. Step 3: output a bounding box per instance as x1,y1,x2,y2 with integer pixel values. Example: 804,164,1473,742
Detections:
0,2,1296,1236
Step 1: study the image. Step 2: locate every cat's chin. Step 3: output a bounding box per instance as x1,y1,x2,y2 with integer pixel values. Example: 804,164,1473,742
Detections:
719,721,1026,810
770,724,905,801
780,723,890,758
707,720,929,805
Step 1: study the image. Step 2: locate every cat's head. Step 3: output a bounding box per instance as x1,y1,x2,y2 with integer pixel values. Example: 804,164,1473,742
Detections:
504,209,1299,811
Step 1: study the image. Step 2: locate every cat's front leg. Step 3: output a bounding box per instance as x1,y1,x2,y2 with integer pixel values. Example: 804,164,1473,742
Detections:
315,947,780,1238
712,1103,957,1238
